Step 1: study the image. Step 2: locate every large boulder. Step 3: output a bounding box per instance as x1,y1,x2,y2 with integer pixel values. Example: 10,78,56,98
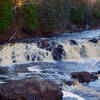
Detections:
52,45,64,60
41,40,49,48
0,78,63,100
71,71,98,83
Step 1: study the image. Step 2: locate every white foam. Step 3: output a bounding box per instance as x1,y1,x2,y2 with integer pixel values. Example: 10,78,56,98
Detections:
62,91,85,100
0,81,6,84
27,65,42,73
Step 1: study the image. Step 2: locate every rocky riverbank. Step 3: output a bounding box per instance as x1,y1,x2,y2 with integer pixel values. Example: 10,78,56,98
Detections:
0,78,63,100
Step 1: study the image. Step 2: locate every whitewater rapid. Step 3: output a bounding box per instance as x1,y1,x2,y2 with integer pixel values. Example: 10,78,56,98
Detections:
0,29,100,100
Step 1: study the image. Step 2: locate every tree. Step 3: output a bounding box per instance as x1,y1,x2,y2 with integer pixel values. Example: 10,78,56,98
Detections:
53,0,71,28
0,0,14,34
22,4,39,30
39,0,56,33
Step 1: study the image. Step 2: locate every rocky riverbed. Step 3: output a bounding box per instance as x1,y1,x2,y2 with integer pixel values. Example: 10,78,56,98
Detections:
0,29,100,100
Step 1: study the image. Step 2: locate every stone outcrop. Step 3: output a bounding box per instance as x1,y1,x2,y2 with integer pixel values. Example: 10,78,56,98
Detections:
71,71,98,83
0,78,63,100
41,40,49,48
79,45,88,58
52,45,64,60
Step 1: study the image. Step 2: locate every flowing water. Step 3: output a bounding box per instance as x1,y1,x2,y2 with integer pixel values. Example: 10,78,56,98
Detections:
0,29,100,100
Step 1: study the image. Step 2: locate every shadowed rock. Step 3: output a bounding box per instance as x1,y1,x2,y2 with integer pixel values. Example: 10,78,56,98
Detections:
41,40,49,48
52,45,64,60
0,78,63,100
71,71,98,83
79,45,88,58
69,40,78,46
89,38,98,43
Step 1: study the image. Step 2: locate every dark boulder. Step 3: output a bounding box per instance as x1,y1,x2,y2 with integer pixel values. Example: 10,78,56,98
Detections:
0,67,8,75
79,45,88,58
69,40,78,46
41,40,49,48
52,45,64,60
71,72,97,83
89,38,98,43
0,78,63,100
91,71,100,76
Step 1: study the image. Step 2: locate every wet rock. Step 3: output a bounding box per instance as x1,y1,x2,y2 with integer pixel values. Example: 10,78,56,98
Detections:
71,72,92,83
89,38,98,43
91,71,100,75
79,45,88,58
0,68,8,75
26,55,30,61
0,78,63,100
91,74,98,81
64,80,74,86
90,71,99,81
69,40,78,46
47,47,52,51
97,71,100,74
52,45,64,60
13,60,17,63
41,40,49,48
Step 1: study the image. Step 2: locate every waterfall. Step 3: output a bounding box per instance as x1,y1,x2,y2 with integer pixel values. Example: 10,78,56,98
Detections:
0,43,53,65
0,29,100,65
0,38,100,65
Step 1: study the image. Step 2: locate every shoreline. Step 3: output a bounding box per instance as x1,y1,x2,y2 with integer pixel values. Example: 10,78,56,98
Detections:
0,27,100,45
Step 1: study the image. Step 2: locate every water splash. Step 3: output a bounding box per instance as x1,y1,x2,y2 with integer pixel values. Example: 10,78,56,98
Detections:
62,91,85,100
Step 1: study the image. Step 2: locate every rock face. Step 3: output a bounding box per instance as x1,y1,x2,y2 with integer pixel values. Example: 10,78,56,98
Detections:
52,45,64,60
0,78,63,100
71,72,98,83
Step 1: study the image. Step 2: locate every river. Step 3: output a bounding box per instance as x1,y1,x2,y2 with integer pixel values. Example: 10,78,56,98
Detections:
0,29,100,100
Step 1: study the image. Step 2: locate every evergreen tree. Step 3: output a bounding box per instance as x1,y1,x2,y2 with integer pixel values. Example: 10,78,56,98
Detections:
22,4,39,30
53,0,71,28
0,0,13,34
39,0,56,33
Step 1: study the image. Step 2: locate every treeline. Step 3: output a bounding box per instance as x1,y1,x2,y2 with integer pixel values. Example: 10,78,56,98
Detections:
0,0,100,34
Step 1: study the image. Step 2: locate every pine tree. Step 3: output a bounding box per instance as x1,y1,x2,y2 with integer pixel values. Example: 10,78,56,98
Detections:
0,0,13,34
53,0,71,28
22,4,39,30
39,0,56,33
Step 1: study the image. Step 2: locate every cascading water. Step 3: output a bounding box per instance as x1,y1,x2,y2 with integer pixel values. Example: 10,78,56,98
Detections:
0,43,53,65
0,29,100,100
0,38,100,65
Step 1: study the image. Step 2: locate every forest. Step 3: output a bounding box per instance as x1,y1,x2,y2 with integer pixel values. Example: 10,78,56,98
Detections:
0,0,100,40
